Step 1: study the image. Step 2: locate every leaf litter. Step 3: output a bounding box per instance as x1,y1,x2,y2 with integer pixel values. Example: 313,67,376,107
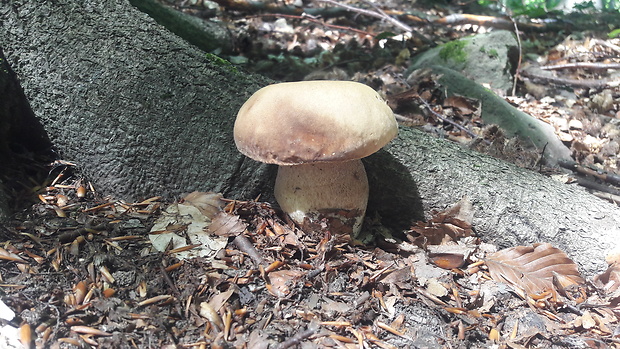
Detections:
2,1,619,347
0,178,618,348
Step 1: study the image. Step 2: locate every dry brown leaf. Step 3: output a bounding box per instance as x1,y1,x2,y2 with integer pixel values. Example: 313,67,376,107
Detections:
408,197,473,248
269,219,302,248
593,264,620,294
443,95,477,115
207,211,247,237
485,243,584,300
267,269,305,298
0,247,27,263
208,287,235,312
429,252,465,270
182,191,225,219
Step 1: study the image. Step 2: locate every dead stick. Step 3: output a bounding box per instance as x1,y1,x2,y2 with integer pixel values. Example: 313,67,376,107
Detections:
276,324,320,349
417,97,485,143
257,13,375,37
520,68,613,89
510,15,522,96
541,62,620,70
316,0,412,32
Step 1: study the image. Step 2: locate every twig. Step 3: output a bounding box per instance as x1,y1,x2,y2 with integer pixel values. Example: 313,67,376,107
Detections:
360,0,412,32
510,15,522,96
276,323,320,349
160,266,181,298
558,159,620,187
315,0,412,33
520,68,614,89
540,62,620,70
257,13,375,37
417,96,485,142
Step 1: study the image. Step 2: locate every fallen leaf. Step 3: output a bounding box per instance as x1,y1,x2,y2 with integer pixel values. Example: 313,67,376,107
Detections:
425,278,448,298
429,252,465,269
208,287,235,313
443,95,478,115
207,211,247,237
593,264,620,294
149,203,227,260
182,191,225,219
408,197,474,248
267,270,305,298
485,243,584,300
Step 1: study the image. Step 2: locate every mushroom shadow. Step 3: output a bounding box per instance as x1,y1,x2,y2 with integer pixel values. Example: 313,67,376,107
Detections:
364,149,424,233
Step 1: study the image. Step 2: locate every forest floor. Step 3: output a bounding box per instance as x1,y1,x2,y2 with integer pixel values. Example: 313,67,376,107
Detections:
1,0,620,348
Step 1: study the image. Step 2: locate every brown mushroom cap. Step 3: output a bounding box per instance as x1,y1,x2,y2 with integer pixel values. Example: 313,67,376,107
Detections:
234,81,397,165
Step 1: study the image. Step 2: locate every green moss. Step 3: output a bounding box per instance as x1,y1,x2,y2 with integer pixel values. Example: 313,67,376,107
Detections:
205,53,239,74
439,40,467,63
480,46,499,58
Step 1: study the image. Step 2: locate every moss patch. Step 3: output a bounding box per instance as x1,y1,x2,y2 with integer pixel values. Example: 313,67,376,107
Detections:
205,53,239,74
439,40,468,63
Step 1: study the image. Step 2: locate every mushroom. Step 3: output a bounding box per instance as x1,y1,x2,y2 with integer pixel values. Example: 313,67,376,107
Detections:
234,81,398,236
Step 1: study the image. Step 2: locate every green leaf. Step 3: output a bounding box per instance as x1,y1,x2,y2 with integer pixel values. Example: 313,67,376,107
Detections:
609,28,620,38
374,32,396,41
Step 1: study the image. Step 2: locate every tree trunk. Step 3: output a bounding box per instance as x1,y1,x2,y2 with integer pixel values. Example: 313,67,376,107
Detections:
1,0,618,277
1,0,272,203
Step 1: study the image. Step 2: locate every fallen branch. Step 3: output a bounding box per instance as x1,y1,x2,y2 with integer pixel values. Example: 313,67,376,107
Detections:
417,96,483,142
257,13,375,37
558,159,620,188
211,0,346,18
540,62,620,71
433,13,549,31
520,67,616,89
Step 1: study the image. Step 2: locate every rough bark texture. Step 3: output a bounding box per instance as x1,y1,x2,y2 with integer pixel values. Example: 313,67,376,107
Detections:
385,127,620,276
0,49,53,219
1,0,272,203
1,0,618,277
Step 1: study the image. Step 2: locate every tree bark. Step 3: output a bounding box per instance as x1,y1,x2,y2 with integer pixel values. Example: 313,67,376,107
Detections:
372,127,619,277
1,0,618,276
1,0,272,203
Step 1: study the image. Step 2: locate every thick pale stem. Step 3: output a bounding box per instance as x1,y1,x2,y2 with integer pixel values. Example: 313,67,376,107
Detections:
274,160,369,236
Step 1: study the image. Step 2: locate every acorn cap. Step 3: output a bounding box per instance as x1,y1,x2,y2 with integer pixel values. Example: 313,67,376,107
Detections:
234,81,397,165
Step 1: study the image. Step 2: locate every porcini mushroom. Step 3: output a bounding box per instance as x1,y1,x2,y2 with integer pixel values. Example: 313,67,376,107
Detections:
234,81,397,236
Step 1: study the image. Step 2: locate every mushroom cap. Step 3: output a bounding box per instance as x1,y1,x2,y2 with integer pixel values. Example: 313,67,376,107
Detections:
234,81,398,165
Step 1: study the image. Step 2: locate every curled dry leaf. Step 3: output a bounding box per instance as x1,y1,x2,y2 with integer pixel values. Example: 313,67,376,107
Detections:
207,211,247,237
593,264,620,294
429,252,465,270
0,247,27,263
199,302,223,331
182,191,225,219
485,243,584,300
408,197,474,247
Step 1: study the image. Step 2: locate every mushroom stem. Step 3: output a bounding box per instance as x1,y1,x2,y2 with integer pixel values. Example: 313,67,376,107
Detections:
274,160,369,236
